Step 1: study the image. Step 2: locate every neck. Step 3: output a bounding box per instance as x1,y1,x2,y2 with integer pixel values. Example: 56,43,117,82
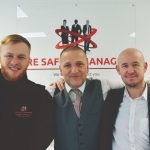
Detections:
126,82,146,99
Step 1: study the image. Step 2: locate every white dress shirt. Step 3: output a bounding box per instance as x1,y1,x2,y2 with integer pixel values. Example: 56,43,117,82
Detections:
112,84,150,150
65,81,86,94
46,79,123,100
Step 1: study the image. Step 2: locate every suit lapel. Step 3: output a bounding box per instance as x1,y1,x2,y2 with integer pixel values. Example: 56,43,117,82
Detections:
55,88,71,108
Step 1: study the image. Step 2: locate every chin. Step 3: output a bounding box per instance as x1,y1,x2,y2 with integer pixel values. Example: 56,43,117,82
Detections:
7,77,21,81
70,84,80,89
126,83,137,87
5,73,24,81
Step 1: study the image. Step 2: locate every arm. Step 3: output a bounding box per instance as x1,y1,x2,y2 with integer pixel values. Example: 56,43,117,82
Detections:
46,77,65,97
33,88,55,150
100,79,124,100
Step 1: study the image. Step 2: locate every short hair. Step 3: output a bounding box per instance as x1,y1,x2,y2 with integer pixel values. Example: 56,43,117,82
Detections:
0,34,31,50
60,46,85,58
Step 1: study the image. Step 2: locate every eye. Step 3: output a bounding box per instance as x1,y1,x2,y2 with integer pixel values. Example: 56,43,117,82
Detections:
18,55,26,60
76,62,84,67
132,63,140,67
5,54,13,58
121,64,128,68
64,63,71,68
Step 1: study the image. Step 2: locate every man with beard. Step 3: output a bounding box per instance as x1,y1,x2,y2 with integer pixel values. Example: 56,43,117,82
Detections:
0,34,55,150
100,48,150,150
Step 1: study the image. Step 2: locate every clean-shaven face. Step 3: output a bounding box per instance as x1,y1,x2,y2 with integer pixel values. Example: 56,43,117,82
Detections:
60,50,88,89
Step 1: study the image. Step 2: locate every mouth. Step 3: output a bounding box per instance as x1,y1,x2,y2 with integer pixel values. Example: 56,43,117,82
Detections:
128,75,137,78
71,75,80,78
8,66,20,72
126,73,137,78
126,76,138,82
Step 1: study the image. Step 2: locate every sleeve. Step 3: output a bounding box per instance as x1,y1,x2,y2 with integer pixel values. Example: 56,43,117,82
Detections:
45,85,55,97
33,88,55,150
100,79,124,100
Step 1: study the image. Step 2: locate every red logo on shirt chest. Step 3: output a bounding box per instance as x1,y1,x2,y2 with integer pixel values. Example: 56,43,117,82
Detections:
15,105,32,118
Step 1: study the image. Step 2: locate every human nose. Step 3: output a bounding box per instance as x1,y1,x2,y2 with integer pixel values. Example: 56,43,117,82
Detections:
127,66,135,73
71,65,78,73
10,57,19,65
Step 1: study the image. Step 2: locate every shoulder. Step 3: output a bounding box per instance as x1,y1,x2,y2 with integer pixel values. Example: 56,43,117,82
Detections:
86,78,102,89
25,79,48,94
86,78,101,83
147,83,150,91
107,87,125,96
27,79,45,88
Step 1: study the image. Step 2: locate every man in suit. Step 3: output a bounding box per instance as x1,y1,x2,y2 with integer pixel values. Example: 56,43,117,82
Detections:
50,46,123,150
0,34,55,150
61,19,69,44
83,19,92,53
71,19,82,45
100,48,150,150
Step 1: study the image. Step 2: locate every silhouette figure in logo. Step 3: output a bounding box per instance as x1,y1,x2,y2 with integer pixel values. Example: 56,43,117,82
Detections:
83,19,92,53
71,19,82,45
61,19,69,44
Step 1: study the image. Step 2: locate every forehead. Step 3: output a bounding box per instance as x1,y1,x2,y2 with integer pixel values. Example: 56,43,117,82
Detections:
60,50,87,63
118,51,144,65
1,42,30,55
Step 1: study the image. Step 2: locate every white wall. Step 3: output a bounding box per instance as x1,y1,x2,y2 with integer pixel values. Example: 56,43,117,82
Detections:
0,1,150,149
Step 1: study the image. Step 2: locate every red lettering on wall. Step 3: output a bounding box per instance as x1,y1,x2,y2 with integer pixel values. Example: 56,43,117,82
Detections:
41,58,59,66
29,58,39,66
89,57,116,65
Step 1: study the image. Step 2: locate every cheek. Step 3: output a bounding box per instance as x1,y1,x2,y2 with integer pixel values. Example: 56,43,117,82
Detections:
85,69,89,76
1,60,8,67
117,68,125,76
116,68,120,75
60,68,67,76
21,63,29,69
86,67,89,73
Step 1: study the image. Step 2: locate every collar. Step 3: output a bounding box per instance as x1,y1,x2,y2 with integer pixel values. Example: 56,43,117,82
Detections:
65,81,86,93
0,70,28,86
124,83,147,101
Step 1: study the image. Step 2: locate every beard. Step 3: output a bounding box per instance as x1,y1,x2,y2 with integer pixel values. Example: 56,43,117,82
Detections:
124,78,144,89
125,82,137,88
1,66,27,81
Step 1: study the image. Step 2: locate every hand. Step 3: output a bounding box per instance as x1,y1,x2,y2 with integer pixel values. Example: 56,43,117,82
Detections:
49,77,65,91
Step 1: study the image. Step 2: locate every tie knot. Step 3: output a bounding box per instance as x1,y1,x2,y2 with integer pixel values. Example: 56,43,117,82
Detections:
69,89,82,103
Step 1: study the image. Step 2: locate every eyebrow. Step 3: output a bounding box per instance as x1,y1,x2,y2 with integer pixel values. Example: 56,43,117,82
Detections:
121,61,139,66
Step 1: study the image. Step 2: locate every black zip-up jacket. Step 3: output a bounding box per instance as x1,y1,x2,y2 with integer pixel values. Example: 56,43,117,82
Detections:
0,72,55,150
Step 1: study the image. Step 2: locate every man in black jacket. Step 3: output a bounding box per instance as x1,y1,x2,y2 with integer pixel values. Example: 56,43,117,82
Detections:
83,19,92,53
61,19,69,44
71,19,82,45
0,34,55,150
